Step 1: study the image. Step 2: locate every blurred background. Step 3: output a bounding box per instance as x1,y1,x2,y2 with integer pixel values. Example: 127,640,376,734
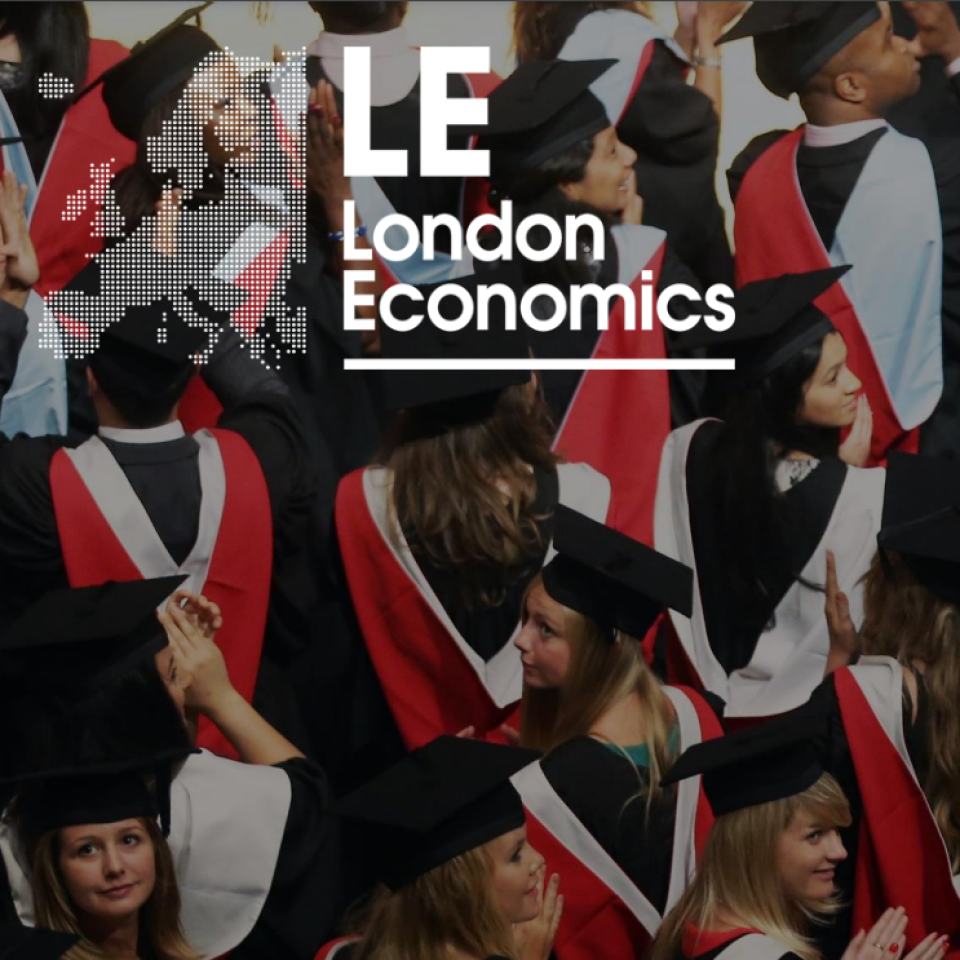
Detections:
85,1,804,228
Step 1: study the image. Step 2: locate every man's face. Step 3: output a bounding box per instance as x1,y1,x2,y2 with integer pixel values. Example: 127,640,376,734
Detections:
838,2,921,112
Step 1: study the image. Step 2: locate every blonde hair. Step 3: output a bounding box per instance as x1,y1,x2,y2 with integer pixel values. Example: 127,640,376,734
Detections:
653,774,852,960
860,552,960,871
519,574,676,810
352,845,517,960
31,818,199,960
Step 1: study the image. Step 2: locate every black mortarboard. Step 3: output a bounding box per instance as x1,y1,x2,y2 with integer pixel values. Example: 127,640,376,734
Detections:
89,303,208,401
379,266,531,412
679,267,849,379
540,505,693,641
0,925,78,960
0,576,186,695
474,59,615,192
717,2,882,99
74,3,219,141
16,770,158,837
877,453,960,605
331,736,540,890
660,716,824,816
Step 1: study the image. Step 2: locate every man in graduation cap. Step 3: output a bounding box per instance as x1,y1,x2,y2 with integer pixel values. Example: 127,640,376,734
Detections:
0,576,346,960
654,267,885,723
724,0,960,463
0,292,316,761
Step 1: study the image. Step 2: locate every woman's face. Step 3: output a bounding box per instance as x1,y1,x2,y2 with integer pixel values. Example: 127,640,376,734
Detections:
776,812,847,905
154,645,189,720
514,584,573,689
189,54,259,166
560,126,637,215
797,332,862,429
486,824,546,924
58,819,157,923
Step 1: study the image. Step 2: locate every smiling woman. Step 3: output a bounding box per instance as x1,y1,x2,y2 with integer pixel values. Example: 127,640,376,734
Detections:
20,771,198,960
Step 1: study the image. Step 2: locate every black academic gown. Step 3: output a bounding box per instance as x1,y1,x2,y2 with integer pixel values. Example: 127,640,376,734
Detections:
528,5,733,290
0,321,316,674
676,935,802,960
728,97,960,459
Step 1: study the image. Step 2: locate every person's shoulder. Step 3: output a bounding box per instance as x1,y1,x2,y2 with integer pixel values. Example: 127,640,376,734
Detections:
728,130,793,202
839,462,885,513
922,135,960,187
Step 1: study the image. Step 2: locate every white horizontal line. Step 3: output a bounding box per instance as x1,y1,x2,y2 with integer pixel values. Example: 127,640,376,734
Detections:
344,359,736,371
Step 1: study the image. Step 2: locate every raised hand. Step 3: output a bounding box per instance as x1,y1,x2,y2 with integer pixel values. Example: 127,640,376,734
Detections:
513,873,563,960
306,78,350,214
825,549,859,672
0,171,39,303
839,395,873,467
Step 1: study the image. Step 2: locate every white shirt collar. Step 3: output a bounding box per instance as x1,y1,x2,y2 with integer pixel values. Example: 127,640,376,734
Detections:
947,55,960,79
99,421,186,444
307,25,412,60
803,118,888,148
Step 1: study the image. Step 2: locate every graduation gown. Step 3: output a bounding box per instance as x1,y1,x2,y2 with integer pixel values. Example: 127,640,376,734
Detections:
802,658,960,959
654,419,885,721
556,8,733,289
0,38,135,439
335,462,611,749
0,328,316,752
1,751,343,960
512,687,722,960
728,117,960,461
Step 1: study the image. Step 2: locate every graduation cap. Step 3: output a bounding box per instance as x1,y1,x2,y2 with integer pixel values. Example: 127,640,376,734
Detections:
379,266,531,413
473,59,615,191
540,505,693,641
660,715,824,816
73,3,219,140
717,2,882,99
0,925,79,960
679,266,849,379
16,770,158,838
89,303,208,403
331,736,540,890
877,453,960,605
0,576,187,694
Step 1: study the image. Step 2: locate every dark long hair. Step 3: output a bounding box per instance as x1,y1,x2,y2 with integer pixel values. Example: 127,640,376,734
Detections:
512,2,650,62
0,2,89,137
708,338,840,611
491,136,613,289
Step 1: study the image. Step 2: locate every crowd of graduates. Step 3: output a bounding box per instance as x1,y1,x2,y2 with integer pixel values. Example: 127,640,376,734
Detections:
1,1,960,960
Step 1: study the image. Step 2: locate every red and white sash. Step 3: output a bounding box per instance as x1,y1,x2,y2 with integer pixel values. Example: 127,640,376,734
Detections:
511,687,721,960
314,937,358,960
835,658,960,949
654,420,885,719
559,8,687,126
710,934,793,960
48,429,273,759
335,462,611,749
553,224,668,549
734,127,942,464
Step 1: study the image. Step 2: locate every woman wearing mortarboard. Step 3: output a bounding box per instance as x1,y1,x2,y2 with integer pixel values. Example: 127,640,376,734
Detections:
0,2,134,440
511,0,742,291
335,267,612,752
653,723,949,960
654,267,884,725
316,736,561,960
783,452,960,958
507,505,723,959
0,577,344,960
471,56,715,552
